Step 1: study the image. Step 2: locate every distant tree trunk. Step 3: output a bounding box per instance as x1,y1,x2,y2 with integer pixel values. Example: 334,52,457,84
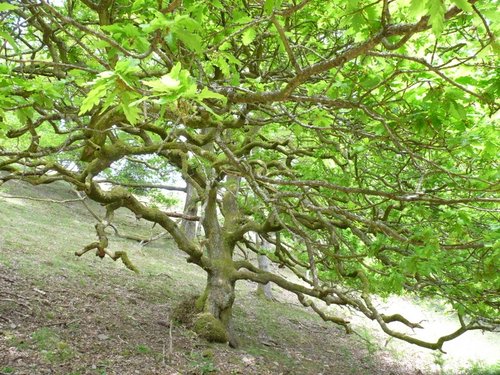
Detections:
180,182,198,240
256,236,274,300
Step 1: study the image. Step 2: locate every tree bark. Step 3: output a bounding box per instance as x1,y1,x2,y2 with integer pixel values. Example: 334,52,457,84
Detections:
196,181,240,347
199,262,238,347
180,181,198,240
256,236,274,300
256,254,274,300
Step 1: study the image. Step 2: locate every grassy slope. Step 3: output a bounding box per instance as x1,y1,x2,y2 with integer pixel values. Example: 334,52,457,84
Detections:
0,180,498,375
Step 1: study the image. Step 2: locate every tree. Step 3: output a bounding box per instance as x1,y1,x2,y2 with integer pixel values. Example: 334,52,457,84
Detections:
0,0,498,350
256,236,274,301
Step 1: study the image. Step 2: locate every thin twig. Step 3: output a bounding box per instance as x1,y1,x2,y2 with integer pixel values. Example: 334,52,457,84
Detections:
73,189,102,222
43,318,81,327
168,319,173,363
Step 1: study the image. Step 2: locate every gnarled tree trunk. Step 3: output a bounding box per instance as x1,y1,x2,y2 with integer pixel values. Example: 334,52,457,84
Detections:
198,257,238,347
195,180,240,347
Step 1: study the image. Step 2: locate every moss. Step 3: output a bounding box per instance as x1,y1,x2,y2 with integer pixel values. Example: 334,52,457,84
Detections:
193,313,228,343
195,289,208,311
171,295,200,326
202,348,214,358
113,251,140,273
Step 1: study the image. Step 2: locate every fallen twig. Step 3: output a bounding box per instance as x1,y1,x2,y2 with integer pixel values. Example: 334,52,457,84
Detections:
33,287,47,295
43,318,81,327
169,319,173,363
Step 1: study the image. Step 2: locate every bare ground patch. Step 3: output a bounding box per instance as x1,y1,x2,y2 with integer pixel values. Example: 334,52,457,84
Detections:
0,259,431,375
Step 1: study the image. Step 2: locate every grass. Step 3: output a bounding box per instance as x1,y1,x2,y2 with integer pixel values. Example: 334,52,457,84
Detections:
460,361,500,375
356,327,380,355
5,333,29,350
32,327,75,363
135,344,153,355
188,351,218,374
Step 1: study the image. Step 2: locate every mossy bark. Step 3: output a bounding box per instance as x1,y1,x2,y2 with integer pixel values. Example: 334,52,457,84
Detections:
198,266,237,347
197,181,240,347
197,236,239,346
193,313,228,343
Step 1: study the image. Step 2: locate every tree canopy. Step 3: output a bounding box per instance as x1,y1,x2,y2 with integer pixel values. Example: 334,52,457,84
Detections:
0,0,498,350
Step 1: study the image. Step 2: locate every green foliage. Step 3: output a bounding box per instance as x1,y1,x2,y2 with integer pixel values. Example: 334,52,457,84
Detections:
450,0,473,12
79,59,142,124
0,4,17,11
264,0,283,15
149,191,179,207
461,361,500,375
242,27,257,46
141,62,226,117
427,0,446,36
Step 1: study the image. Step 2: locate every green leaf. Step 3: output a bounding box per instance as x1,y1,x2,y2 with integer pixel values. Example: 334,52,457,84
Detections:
483,140,497,158
169,62,182,78
215,56,230,78
174,15,201,32
132,0,147,11
455,76,476,85
174,29,203,53
448,102,463,120
141,12,171,33
264,0,276,15
449,0,473,12
242,27,256,46
143,75,181,92
427,0,446,36
114,59,140,76
101,24,125,34
197,87,227,104
409,0,426,18
121,102,140,125
403,257,419,275
0,31,19,52
79,83,109,115
0,3,18,11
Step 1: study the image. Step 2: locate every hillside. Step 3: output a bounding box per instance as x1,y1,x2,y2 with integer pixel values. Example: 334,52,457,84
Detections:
0,180,498,375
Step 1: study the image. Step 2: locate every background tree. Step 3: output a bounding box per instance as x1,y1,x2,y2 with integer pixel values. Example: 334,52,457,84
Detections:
0,0,498,349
